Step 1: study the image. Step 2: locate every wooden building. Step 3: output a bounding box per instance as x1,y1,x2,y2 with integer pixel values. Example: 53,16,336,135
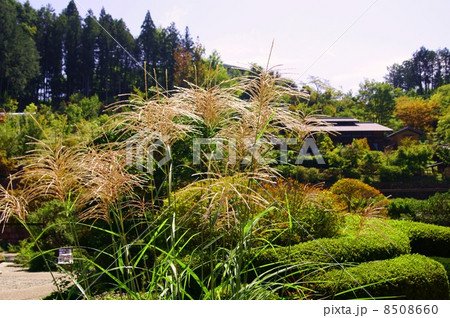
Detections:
387,126,424,149
318,117,393,150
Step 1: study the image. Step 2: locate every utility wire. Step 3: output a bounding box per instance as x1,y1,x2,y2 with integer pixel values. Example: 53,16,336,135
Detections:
74,0,166,91
297,0,379,83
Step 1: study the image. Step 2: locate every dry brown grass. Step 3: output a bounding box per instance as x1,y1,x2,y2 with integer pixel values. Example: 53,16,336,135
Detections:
238,66,314,139
215,67,324,170
1,137,145,224
0,183,28,223
78,146,144,223
172,82,244,133
109,93,199,147
17,138,87,205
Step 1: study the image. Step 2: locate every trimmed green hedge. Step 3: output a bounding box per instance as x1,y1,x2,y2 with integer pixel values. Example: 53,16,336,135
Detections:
430,257,450,280
313,254,449,300
249,224,411,269
389,220,450,257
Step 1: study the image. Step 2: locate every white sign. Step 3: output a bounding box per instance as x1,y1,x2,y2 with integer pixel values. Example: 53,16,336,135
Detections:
58,248,73,264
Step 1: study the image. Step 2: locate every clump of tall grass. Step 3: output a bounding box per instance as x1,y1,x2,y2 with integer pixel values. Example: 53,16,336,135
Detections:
78,146,145,223
109,92,199,147
18,138,88,208
0,64,344,300
173,81,245,135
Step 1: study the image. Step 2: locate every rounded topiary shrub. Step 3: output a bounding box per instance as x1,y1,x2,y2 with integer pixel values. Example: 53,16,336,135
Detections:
313,254,449,300
389,220,450,257
330,178,389,215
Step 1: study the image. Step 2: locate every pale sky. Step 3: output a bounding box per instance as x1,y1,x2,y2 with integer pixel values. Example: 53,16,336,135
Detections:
22,0,450,93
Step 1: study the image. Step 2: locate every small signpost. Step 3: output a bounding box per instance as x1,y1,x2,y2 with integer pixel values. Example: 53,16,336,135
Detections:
58,248,73,265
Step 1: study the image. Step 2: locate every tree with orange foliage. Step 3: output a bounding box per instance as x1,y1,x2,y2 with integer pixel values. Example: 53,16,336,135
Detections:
330,178,389,216
173,45,194,87
394,96,439,131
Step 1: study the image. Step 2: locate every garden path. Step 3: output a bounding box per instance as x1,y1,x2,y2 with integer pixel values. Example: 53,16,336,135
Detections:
0,255,63,300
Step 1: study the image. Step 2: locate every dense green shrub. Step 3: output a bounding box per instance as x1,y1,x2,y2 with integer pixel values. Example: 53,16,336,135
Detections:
389,220,450,257
25,200,78,253
387,197,421,219
424,191,450,226
392,141,434,177
14,239,56,272
325,139,381,180
313,254,449,300
250,223,410,270
387,191,450,226
378,165,403,182
319,167,342,183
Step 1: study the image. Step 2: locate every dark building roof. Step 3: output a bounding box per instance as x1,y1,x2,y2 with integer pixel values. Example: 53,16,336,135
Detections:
317,117,393,133
387,126,423,138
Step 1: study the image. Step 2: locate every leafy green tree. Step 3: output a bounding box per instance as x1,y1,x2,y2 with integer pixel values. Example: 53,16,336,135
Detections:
64,102,82,126
392,139,433,177
326,138,371,179
80,11,100,97
159,22,181,89
432,84,450,106
436,112,450,143
62,0,82,98
359,150,384,181
200,50,230,86
386,47,450,94
0,120,21,157
303,76,343,115
0,0,40,105
435,146,450,165
316,133,335,154
34,5,58,104
0,104,44,157
357,80,395,125
69,93,102,119
138,11,159,81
